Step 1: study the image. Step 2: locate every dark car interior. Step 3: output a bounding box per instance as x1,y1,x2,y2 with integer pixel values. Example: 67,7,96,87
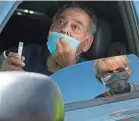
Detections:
0,1,129,60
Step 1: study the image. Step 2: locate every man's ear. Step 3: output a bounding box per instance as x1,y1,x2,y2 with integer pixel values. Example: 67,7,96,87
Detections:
82,34,94,52
96,75,103,84
127,68,131,76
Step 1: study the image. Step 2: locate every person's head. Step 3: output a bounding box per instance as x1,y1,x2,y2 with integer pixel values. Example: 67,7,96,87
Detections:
49,2,97,54
94,55,131,94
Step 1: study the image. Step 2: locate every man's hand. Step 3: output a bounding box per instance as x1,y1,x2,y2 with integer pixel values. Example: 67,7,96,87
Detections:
1,52,25,71
54,37,76,68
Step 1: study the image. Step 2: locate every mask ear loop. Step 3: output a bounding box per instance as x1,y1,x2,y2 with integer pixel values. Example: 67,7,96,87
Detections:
101,75,112,88
75,36,88,56
102,80,109,89
102,80,106,86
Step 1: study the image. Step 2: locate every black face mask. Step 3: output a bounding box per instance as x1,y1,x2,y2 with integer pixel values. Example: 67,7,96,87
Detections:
105,71,130,94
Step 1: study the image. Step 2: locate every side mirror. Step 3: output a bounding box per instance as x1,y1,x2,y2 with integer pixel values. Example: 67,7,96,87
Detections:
0,72,64,121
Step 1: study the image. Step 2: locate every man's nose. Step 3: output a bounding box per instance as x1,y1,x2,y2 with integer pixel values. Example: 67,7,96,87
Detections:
60,24,70,35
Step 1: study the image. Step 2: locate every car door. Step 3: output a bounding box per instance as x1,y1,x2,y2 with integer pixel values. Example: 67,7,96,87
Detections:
118,1,139,56
65,93,139,121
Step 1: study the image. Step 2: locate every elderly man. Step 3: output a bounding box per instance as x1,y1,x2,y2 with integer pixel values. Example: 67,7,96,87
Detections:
0,3,97,75
94,55,139,98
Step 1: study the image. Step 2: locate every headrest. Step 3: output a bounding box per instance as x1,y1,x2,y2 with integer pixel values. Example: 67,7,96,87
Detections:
0,72,64,121
83,18,113,60
107,42,127,56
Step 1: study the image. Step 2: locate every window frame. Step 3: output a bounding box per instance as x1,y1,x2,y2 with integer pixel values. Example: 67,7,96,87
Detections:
118,1,139,56
0,1,21,34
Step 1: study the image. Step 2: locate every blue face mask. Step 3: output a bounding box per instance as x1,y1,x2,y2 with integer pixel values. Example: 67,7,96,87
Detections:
47,31,81,55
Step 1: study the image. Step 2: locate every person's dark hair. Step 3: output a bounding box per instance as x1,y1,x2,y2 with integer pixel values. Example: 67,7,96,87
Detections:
53,2,97,35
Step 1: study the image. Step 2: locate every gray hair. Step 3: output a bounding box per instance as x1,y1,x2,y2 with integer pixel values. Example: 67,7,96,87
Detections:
52,2,97,35
94,55,130,77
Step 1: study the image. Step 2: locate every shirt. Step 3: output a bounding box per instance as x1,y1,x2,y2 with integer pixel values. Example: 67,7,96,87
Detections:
95,82,139,98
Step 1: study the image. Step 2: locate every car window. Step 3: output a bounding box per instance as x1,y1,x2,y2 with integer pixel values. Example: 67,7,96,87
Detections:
61,54,139,120
133,1,139,19
51,54,139,103
0,1,128,59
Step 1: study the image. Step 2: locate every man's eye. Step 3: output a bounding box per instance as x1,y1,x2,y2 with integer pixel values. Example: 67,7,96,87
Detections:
117,68,125,72
73,25,80,30
103,72,113,77
58,20,64,25
107,71,113,74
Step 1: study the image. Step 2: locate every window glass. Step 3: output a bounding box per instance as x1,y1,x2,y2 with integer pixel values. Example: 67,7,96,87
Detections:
51,54,139,103
133,1,139,19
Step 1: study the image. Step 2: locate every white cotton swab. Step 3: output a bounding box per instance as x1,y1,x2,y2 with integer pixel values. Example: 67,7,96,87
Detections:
18,42,24,56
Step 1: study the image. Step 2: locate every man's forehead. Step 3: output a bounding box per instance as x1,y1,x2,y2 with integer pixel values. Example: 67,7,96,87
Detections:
59,7,87,16
57,8,90,24
101,60,126,71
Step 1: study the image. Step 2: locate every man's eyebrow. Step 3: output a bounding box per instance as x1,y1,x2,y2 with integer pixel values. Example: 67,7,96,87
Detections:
73,19,84,27
55,16,64,20
55,16,84,27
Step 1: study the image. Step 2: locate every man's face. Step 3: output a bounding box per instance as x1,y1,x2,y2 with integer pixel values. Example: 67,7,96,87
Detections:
99,59,131,94
50,8,94,53
102,63,129,78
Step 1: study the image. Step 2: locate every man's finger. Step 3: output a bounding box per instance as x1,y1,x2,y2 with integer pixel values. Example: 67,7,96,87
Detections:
8,52,21,60
55,39,63,53
7,65,23,71
54,54,64,67
7,57,25,67
54,53,61,62
59,38,74,54
59,37,70,48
